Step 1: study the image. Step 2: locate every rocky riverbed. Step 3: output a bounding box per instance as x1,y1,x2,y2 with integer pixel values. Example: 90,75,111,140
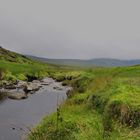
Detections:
0,78,71,100
0,77,72,140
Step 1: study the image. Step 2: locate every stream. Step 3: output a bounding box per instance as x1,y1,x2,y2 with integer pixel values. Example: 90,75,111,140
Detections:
0,78,70,140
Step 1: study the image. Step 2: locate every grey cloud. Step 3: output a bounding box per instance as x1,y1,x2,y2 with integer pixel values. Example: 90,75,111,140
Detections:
0,0,140,59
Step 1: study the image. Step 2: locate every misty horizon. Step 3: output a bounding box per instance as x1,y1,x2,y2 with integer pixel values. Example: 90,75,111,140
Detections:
1,46,139,61
2,43,140,61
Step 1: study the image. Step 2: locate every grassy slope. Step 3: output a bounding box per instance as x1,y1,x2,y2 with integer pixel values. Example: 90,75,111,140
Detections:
29,65,140,140
0,47,52,83
0,46,32,63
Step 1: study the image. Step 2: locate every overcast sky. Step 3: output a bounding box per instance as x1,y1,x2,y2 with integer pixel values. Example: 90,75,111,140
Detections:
0,0,140,59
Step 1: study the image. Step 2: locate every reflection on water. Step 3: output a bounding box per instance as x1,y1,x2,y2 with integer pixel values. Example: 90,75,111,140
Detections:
0,92,7,104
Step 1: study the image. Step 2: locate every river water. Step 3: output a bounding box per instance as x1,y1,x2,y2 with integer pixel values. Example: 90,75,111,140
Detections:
0,78,70,140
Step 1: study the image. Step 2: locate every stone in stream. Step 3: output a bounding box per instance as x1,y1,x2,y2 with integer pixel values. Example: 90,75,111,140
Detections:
41,78,53,84
7,92,28,100
41,82,51,86
66,88,73,97
53,86,63,90
0,88,7,93
0,87,28,100
0,89,7,100
2,81,17,90
32,80,41,83
17,81,28,88
5,85,17,90
23,83,41,93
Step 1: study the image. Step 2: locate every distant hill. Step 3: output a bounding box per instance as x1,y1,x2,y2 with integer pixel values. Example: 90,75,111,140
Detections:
88,58,140,67
0,46,32,64
27,55,140,67
1,47,139,67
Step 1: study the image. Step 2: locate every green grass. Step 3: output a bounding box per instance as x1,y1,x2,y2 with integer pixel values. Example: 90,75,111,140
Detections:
0,60,49,83
29,104,104,140
28,65,140,140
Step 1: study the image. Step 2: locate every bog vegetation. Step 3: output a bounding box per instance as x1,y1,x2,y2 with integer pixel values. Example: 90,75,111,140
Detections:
28,65,140,140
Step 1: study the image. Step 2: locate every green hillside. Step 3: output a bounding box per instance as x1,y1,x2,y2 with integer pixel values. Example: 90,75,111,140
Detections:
0,46,32,63
0,47,50,83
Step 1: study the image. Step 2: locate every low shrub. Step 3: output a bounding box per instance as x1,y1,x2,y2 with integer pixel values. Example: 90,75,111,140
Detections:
29,115,77,140
16,74,28,81
3,71,16,82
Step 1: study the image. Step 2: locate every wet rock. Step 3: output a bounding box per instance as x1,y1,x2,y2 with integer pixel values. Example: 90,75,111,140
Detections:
41,82,51,86
7,92,27,100
0,88,7,93
23,83,41,93
32,80,40,83
66,88,73,97
29,91,35,94
5,85,17,90
53,86,63,90
41,78,54,83
1,81,16,89
17,81,28,88
30,81,42,88
0,90,7,100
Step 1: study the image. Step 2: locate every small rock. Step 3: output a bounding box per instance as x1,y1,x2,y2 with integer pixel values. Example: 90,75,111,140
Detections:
5,85,17,90
12,128,15,130
23,83,40,93
53,86,63,90
0,88,7,93
7,92,28,100
17,81,28,88
41,82,50,86
32,80,40,83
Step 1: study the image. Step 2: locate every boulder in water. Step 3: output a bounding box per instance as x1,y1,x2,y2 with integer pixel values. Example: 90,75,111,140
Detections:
23,83,41,93
7,92,27,100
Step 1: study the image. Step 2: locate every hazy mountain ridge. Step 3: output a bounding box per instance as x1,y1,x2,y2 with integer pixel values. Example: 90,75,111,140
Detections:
27,55,140,67
0,47,139,67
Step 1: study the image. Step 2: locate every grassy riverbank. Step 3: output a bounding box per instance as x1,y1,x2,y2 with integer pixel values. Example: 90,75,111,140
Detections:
0,47,61,84
1,47,140,139
28,65,140,140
